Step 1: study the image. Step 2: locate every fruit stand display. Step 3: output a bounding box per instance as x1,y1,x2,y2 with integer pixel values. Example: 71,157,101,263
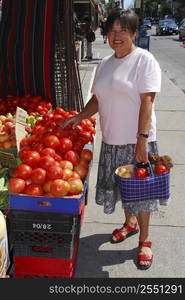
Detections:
0,105,95,278
0,0,90,278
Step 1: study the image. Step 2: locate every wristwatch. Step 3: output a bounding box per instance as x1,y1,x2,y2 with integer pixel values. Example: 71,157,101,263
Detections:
136,132,149,139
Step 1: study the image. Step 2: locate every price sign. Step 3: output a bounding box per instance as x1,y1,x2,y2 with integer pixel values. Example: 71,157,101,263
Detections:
15,107,27,152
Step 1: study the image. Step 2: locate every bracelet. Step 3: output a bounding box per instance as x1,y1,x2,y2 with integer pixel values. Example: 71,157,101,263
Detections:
136,132,149,139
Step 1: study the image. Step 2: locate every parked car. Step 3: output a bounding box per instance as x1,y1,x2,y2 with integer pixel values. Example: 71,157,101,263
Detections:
156,19,179,35
179,20,185,41
143,19,152,29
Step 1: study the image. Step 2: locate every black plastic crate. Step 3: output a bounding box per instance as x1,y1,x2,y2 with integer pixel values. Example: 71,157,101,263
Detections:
9,210,81,259
12,232,79,259
9,210,80,233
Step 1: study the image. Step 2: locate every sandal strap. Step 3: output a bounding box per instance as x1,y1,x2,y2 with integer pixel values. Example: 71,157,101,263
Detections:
138,253,153,262
139,241,152,248
123,222,138,232
112,230,126,241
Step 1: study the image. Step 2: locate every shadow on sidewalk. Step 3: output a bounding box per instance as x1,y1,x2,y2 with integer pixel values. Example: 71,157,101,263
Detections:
75,234,138,278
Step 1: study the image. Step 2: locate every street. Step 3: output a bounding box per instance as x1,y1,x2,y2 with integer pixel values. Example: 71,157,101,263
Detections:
150,26,185,94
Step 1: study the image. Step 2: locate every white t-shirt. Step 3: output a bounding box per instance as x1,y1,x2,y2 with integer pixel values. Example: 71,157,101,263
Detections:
91,47,161,145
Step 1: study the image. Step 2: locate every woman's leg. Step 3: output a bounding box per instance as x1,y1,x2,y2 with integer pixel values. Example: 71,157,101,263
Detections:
137,212,153,267
111,211,138,242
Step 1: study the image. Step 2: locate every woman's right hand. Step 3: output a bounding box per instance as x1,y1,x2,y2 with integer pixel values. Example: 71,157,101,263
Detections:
61,114,82,129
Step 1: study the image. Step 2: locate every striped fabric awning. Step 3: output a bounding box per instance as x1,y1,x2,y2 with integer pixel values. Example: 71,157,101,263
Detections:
0,0,58,101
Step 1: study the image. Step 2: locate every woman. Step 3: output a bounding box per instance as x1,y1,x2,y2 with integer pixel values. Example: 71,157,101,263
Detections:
62,10,162,270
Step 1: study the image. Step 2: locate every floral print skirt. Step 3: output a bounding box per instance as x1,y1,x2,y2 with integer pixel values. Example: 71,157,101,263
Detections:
95,141,167,215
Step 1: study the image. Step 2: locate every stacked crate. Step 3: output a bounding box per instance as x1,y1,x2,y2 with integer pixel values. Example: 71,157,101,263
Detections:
9,184,86,278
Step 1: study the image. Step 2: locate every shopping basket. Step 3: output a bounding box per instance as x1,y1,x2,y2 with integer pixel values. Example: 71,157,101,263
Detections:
115,162,170,203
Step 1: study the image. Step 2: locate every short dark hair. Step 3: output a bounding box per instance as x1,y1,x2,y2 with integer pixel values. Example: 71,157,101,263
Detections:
105,9,139,34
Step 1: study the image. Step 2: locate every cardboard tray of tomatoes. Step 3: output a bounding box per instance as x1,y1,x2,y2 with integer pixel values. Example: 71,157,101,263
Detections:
9,181,87,214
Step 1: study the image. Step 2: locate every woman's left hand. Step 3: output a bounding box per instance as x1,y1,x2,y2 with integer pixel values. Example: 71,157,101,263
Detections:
135,138,148,164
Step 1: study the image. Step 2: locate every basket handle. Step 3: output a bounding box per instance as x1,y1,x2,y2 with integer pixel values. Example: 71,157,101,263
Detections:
133,160,154,178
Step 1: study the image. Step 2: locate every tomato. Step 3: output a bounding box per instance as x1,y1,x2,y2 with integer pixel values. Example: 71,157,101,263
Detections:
78,159,89,168
79,131,93,143
62,168,73,180
43,135,60,150
22,151,40,167
72,141,85,153
25,184,43,196
67,178,83,195
31,168,46,185
64,150,80,166
40,148,56,158
81,119,93,131
54,114,65,125
13,164,32,180
38,155,56,171
74,165,87,179
135,168,148,179
8,178,26,194
155,164,167,175
59,138,73,153
20,137,30,148
43,180,53,193
32,143,45,153
47,166,63,180
70,171,80,179
54,107,66,116
43,112,54,123
59,160,73,170
80,149,93,161
50,179,70,197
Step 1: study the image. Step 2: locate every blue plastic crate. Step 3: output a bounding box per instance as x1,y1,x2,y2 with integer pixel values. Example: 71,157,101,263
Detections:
9,182,87,213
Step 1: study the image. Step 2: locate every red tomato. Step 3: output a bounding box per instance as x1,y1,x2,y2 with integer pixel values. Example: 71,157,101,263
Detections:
54,107,66,116
31,168,46,185
25,184,43,196
81,119,93,131
80,149,93,161
47,166,63,180
8,178,26,194
38,155,56,171
20,137,30,148
74,165,87,179
43,135,60,150
22,151,40,167
13,164,32,180
32,143,45,153
79,131,93,143
155,164,167,175
59,160,73,170
50,179,70,197
40,148,56,158
70,171,80,179
54,114,65,125
72,141,85,153
67,178,83,195
78,159,89,168
54,153,63,162
135,168,148,179
64,150,80,166
59,138,73,153
43,180,53,193
43,112,54,123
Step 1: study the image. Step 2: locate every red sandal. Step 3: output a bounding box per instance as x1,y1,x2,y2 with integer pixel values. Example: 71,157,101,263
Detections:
110,222,139,244
137,241,153,270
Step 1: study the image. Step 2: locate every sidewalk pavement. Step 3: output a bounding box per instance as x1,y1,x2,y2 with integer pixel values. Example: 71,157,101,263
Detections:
76,30,185,278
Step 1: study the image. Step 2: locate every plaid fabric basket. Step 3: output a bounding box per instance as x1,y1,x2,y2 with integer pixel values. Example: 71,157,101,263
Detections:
115,162,170,203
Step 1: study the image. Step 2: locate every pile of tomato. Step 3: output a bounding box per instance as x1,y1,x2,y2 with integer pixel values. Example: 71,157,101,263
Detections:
8,107,95,197
0,95,52,116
